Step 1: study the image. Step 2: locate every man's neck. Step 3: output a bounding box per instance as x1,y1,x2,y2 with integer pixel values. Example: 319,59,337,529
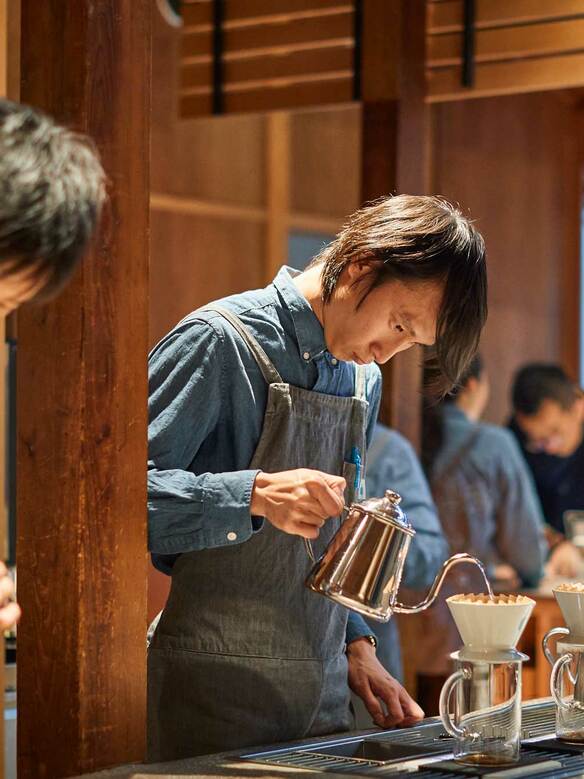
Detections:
292,264,325,326
455,395,482,423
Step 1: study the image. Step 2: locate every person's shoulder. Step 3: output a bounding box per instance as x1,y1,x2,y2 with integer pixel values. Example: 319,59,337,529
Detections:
476,422,524,461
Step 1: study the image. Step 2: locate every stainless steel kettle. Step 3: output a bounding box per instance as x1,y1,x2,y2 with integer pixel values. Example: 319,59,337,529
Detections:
305,489,488,622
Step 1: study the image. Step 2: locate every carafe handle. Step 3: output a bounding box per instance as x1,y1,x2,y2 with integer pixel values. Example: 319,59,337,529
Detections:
439,668,470,739
304,505,351,564
543,627,570,667
551,653,574,712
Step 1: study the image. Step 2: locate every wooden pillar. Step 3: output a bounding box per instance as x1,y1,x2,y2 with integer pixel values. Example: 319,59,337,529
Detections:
360,0,429,449
16,2,150,777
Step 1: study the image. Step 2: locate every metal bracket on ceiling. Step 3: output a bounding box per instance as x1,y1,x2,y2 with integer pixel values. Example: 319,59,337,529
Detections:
212,0,224,114
462,0,476,88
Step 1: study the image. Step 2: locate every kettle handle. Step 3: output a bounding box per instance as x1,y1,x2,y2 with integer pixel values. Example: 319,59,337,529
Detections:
303,505,351,564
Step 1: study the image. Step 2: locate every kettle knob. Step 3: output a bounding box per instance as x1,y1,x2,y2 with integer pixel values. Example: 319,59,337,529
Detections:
385,490,402,505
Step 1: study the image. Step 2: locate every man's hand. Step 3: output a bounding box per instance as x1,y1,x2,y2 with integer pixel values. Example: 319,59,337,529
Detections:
492,563,520,590
547,540,582,579
0,562,19,631
347,638,424,728
251,469,345,539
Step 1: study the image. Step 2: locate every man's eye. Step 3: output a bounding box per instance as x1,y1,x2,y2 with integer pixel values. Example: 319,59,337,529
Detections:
395,324,404,333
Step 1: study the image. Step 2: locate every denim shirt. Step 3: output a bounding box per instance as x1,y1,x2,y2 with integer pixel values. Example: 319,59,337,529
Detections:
148,266,382,644
430,404,547,586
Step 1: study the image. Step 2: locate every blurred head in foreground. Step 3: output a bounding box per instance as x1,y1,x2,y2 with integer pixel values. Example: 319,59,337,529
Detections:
0,98,106,316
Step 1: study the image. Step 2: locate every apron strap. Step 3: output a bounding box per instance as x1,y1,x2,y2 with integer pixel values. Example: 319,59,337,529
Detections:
354,365,367,401
200,305,283,385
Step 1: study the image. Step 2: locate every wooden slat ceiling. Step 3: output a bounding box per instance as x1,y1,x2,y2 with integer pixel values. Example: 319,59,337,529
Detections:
180,0,355,117
178,0,584,116
427,0,584,101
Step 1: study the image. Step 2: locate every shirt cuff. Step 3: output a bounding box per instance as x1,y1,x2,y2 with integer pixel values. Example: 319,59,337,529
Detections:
345,611,377,645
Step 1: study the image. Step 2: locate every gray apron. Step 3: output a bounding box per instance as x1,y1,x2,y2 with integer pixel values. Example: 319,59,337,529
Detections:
147,306,369,761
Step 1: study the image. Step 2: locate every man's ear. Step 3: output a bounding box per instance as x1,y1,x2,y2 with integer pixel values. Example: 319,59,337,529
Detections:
345,256,380,282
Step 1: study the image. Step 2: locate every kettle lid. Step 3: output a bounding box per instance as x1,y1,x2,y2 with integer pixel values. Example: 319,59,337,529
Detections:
353,490,413,532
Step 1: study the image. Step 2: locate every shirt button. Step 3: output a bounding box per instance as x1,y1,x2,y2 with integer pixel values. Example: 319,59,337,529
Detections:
227,531,237,541
331,358,338,366
303,351,310,361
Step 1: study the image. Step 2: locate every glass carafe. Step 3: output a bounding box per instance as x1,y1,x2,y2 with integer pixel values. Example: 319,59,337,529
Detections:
551,640,584,743
439,648,526,765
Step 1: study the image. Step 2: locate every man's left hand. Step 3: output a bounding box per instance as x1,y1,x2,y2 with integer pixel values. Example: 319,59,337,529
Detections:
347,638,424,728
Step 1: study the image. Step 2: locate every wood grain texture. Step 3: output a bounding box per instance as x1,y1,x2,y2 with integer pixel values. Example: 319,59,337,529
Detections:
428,0,584,33
17,1,150,776
361,0,428,451
431,90,581,422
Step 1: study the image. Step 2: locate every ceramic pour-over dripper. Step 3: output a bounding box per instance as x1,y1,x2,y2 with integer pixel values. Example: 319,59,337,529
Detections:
447,593,536,650
553,584,584,642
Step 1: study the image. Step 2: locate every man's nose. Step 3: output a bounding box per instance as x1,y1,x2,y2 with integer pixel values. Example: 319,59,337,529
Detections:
374,340,412,364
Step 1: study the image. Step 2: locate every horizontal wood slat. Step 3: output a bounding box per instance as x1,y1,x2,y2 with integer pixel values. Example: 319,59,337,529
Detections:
181,43,352,89
180,75,352,116
427,50,584,101
429,0,584,33
182,0,350,27
428,17,584,67
181,10,352,58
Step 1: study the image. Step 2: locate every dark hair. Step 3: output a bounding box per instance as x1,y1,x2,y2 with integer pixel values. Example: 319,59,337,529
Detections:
314,194,488,395
0,99,106,300
444,353,484,403
512,363,581,415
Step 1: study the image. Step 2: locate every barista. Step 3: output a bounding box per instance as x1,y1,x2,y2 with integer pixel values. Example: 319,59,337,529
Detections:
510,364,584,576
0,99,105,629
147,195,488,761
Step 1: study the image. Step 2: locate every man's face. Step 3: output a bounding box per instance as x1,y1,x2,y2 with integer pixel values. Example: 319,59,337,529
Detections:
323,261,443,365
515,397,584,457
0,262,47,318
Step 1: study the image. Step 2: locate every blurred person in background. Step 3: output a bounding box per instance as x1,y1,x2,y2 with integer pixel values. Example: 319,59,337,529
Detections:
0,98,106,628
510,364,584,577
408,355,547,713
352,421,447,727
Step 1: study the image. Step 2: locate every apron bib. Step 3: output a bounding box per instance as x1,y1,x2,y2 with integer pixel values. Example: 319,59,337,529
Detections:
147,306,368,761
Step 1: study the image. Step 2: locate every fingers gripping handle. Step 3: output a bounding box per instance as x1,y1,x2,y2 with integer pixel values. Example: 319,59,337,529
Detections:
303,505,350,564
439,668,470,738
551,653,574,712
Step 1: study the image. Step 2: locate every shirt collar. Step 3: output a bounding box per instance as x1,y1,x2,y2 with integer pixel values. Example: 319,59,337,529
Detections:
272,266,328,362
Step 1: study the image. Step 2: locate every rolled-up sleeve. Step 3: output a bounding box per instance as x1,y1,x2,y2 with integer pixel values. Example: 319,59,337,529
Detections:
148,322,260,556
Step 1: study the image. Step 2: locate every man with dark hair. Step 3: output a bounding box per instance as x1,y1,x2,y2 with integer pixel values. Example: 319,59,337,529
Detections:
0,99,106,627
510,364,584,571
147,194,488,760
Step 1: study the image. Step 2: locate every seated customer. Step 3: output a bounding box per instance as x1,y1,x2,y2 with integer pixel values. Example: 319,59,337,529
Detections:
352,422,447,727
410,355,546,713
510,364,584,576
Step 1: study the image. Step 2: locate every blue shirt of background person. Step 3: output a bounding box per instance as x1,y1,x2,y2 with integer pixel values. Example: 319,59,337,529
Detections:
364,423,447,682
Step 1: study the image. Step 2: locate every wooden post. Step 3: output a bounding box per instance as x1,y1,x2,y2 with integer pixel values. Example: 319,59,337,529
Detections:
265,112,291,282
360,0,429,450
16,2,150,777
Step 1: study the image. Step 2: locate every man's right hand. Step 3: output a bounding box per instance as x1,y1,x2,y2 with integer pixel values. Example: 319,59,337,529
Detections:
0,561,20,631
251,469,346,539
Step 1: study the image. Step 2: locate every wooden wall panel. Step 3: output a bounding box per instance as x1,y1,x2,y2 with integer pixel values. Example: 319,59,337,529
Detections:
431,90,581,423
149,210,264,347
290,105,360,219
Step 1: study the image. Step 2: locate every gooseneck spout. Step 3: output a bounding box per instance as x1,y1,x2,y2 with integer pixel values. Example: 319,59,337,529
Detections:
392,553,493,614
